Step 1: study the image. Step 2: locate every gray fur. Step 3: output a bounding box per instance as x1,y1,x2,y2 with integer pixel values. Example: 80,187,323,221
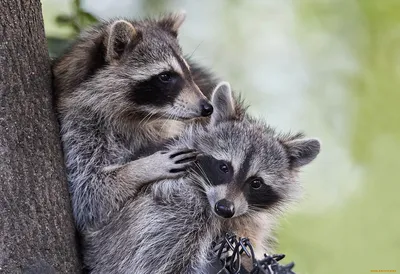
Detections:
83,83,321,273
52,13,219,231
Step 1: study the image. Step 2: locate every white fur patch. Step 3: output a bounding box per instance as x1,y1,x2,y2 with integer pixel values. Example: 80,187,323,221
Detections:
127,57,185,81
168,57,184,75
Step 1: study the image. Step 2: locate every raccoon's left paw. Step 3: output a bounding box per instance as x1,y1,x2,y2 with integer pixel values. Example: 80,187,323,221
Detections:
160,149,199,175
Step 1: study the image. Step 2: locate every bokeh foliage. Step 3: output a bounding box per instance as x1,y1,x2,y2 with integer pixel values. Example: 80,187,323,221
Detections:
47,0,98,58
279,1,400,273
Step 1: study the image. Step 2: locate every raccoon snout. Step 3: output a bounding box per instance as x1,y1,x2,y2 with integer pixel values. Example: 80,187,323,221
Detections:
200,99,213,117
214,199,235,218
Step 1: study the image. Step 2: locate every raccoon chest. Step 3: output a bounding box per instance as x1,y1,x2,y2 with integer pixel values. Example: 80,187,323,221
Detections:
147,119,185,139
224,217,272,257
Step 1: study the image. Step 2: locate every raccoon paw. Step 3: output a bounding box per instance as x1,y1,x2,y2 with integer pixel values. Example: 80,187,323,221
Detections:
160,149,199,175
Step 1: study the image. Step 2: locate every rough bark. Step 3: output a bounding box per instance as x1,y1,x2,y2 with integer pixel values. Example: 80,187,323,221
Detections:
0,0,81,273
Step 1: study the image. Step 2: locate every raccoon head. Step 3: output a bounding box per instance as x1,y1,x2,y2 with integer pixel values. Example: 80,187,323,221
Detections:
103,13,212,121
192,82,321,219
56,12,212,124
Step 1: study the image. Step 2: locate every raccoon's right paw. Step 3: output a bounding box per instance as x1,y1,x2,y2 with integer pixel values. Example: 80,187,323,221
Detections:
157,149,199,177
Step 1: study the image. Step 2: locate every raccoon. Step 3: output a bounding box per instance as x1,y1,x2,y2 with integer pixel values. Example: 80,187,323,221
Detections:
52,12,218,231
83,82,321,273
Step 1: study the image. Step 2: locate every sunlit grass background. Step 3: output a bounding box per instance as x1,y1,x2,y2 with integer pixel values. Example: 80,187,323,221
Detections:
42,0,400,273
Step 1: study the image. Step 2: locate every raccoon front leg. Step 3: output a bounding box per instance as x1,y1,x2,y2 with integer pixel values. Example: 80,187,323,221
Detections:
105,148,198,193
69,148,198,231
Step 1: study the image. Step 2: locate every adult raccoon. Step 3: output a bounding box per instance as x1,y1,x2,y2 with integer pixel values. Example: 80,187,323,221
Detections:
52,12,217,231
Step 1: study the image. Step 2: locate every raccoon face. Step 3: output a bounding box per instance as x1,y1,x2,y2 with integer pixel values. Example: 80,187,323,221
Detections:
103,13,213,121
192,82,321,219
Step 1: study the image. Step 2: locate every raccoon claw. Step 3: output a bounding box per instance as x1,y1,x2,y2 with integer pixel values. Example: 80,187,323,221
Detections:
174,152,198,164
169,168,187,173
169,149,197,159
165,149,198,175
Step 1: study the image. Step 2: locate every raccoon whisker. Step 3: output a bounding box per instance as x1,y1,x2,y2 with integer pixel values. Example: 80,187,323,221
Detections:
160,113,176,132
188,41,204,59
193,162,212,187
189,168,205,183
138,111,154,127
144,111,158,126
149,112,165,126
138,111,151,126
151,112,174,133
189,176,209,195
187,165,200,178
193,181,208,195
189,163,211,191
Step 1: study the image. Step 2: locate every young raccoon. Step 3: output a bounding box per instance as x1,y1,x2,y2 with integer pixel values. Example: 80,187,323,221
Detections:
52,12,216,231
84,83,321,274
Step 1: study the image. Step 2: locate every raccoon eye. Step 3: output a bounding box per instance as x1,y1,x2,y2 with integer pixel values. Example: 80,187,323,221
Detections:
219,163,229,173
158,72,172,83
250,178,263,189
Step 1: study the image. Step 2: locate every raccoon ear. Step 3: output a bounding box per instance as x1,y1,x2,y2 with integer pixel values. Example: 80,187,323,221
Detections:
210,82,236,126
106,20,138,63
283,138,321,169
157,11,186,36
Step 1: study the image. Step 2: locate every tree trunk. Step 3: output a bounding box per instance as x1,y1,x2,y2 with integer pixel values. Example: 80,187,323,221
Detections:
0,0,81,273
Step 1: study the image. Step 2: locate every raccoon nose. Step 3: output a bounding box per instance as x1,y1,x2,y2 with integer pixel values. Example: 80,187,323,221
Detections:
200,99,213,117
215,199,235,218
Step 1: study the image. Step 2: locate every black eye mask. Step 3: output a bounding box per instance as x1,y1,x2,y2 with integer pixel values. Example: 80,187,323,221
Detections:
194,155,233,186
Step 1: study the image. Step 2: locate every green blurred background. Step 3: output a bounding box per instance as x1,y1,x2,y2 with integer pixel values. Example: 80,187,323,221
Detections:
42,0,400,273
